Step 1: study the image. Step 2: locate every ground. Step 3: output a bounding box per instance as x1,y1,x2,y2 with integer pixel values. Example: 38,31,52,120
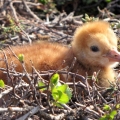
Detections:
0,0,120,120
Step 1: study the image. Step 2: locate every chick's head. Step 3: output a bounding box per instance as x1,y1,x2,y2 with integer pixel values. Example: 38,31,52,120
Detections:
72,21,120,68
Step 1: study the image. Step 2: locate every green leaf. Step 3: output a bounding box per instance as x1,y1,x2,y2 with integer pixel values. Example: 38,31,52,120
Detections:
99,115,108,120
52,84,72,100
58,91,69,103
18,54,24,62
38,81,46,91
50,73,61,89
0,79,5,88
52,84,72,103
50,73,59,84
65,86,72,99
116,104,120,109
52,90,69,104
103,105,111,111
52,90,62,101
109,110,117,119
56,84,67,92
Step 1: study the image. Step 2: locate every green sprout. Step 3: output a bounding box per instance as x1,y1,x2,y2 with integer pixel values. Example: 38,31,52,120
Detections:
38,73,72,107
99,104,120,120
18,54,24,62
0,79,5,88
50,73,72,107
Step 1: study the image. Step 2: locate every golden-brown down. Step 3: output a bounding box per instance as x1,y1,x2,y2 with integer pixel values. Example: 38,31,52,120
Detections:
0,21,120,87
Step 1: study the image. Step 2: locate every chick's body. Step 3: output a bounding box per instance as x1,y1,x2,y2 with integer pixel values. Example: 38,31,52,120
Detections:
0,21,120,87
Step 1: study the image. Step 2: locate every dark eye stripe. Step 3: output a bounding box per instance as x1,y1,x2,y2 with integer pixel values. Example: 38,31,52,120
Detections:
90,46,99,52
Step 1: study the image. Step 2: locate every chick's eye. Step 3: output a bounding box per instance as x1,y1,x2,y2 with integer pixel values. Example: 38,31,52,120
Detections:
90,46,99,52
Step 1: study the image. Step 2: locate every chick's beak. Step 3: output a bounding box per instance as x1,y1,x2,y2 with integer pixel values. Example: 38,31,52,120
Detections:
106,49,120,62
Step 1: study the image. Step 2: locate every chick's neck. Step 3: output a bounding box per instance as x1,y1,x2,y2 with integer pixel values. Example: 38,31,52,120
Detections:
70,49,103,76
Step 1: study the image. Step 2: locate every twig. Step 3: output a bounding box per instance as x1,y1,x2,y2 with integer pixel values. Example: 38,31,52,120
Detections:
22,0,43,22
75,102,101,118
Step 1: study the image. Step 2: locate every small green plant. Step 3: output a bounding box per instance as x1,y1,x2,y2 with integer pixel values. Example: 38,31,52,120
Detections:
99,104,120,120
50,73,72,107
38,73,72,107
18,54,24,62
1,15,24,36
0,79,5,88
82,14,99,22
